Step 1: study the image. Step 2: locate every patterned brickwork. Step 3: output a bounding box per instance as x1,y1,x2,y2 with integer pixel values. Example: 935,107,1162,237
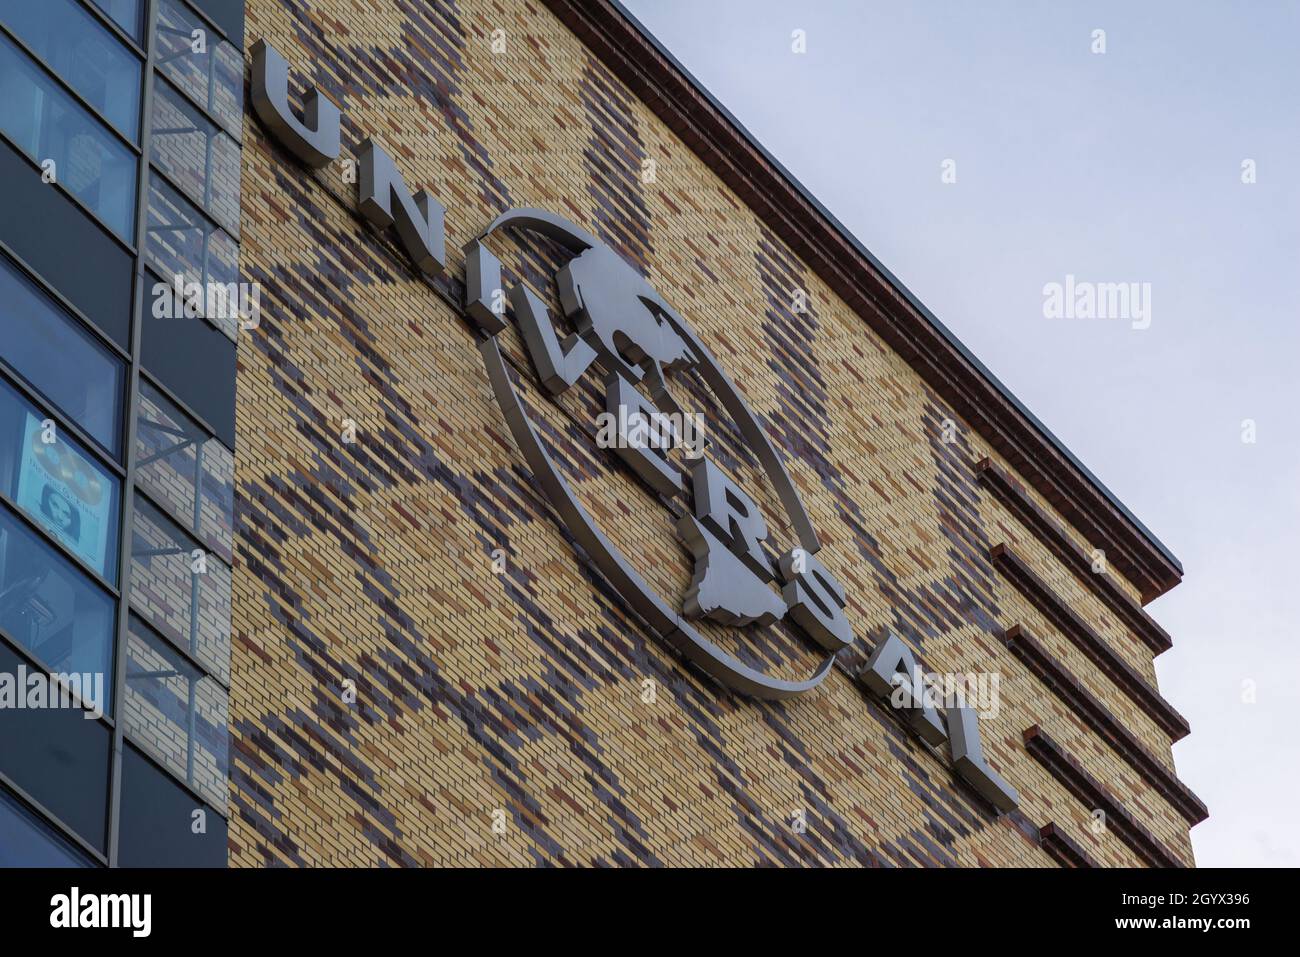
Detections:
229,0,1196,866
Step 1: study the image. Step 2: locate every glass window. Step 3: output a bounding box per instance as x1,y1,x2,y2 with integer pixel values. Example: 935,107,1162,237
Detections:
155,0,242,137
129,497,230,684
136,379,233,563
0,33,137,239
145,178,204,296
0,782,93,867
0,255,125,457
150,77,240,232
88,0,142,42
1,0,143,139
0,377,121,582
144,177,240,340
123,615,227,810
140,265,238,449
0,502,116,714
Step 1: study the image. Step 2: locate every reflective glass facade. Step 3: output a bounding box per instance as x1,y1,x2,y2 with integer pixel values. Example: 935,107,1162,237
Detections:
0,0,241,868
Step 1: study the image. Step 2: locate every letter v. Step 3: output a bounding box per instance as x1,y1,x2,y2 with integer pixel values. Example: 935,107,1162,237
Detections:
510,285,597,395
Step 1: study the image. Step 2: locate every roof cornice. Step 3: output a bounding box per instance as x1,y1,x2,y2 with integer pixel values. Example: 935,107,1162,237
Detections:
542,0,1182,603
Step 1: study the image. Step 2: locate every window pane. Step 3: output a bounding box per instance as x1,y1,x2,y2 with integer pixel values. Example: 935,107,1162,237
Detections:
124,615,227,811
129,498,230,684
145,177,240,340
206,229,240,338
0,376,121,582
0,502,116,714
145,176,204,292
211,39,243,137
149,80,208,213
88,0,142,41
0,784,93,867
155,0,241,137
0,255,125,456
150,78,240,232
0,33,136,239
136,379,233,562
1,0,143,138
209,126,241,230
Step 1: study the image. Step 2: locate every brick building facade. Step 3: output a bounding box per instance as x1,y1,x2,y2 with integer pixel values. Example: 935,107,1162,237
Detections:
0,0,1202,869
225,0,1203,867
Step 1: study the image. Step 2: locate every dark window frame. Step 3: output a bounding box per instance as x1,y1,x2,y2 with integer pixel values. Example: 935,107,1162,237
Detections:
121,610,229,812
0,495,122,718
138,262,238,450
0,632,115,852
152,0,242,141
143,173,240,337
0,247,130,461
134,375,233,562
0,774,103,867
127,489,232,685
148,71,240,236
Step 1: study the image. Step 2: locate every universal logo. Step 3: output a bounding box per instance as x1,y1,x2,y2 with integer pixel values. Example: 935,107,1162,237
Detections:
249,40,1018,812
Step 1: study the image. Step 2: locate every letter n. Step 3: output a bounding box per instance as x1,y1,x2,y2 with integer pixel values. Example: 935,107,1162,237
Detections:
358,138,446,278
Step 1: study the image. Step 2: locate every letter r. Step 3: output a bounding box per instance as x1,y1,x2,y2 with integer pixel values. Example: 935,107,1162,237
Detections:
689,458,775,581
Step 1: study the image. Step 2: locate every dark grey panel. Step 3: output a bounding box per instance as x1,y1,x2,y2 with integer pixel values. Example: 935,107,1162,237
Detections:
116,743,226,867
0,640,111,852
139,296,236,450
0,136,132,350
188,0,244,47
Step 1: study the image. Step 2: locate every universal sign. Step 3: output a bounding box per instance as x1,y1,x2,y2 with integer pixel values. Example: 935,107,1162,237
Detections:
248,41,1019,813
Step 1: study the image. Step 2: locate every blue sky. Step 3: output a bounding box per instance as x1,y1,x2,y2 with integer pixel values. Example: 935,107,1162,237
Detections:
622,0,1300,866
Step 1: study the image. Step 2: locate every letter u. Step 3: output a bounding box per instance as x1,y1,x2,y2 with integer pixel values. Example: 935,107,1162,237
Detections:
250,39,341,168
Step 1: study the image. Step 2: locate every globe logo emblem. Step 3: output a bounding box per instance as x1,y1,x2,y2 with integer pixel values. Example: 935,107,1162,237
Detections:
468,209,854,698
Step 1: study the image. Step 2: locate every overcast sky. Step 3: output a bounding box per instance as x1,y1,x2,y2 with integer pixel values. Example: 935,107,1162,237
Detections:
622,0,1300,867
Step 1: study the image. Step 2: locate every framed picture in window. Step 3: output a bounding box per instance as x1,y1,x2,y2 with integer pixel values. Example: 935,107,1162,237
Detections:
15,412,112,575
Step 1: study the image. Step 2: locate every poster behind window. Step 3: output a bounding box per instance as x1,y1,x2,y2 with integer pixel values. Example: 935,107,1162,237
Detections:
15,413,111,575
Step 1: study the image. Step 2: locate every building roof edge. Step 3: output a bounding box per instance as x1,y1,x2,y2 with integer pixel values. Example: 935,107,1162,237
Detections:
545,0,1182,602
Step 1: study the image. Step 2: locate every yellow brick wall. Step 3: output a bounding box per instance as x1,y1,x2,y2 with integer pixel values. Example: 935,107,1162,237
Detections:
229,0,1193,866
